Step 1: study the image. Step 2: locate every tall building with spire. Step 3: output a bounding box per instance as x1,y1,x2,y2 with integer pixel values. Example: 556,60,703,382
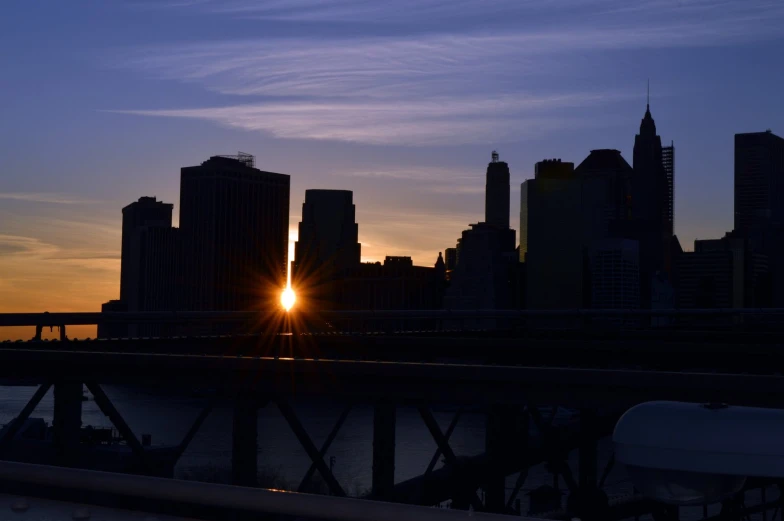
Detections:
631,90,674,306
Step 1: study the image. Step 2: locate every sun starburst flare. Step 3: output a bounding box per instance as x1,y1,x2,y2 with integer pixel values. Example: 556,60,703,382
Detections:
281,286,296,311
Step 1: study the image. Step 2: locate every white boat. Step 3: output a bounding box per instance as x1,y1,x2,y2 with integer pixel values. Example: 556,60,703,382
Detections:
614,401,784,505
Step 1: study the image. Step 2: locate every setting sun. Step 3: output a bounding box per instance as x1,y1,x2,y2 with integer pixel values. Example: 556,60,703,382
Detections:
281,286,296,311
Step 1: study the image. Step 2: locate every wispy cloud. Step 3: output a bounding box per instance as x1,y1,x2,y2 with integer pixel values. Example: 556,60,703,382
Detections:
132,0,784,28
109,94,618,146
113,0,784,145
0,193,93,205
0,235,59,258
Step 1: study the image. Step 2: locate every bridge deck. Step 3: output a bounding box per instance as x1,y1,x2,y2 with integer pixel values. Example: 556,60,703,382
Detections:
1,348,783,407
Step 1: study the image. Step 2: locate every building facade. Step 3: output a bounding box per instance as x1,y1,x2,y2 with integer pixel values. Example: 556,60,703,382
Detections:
662,142,675,237
519,180,532,263
444,223,517,310
524,159,583,309
485,151,510,229
589,238,640,310
631,102,674,305
676,234,770,309
337,256,446,311
734,130,784,236
292,189,361,309
179,154,290,312
120,196,173,305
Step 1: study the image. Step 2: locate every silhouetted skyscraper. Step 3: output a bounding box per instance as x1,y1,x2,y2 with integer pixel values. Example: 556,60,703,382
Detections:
578,149,634,245
662,142,675,236
180,153,290,311
120,196,173,304
444,223,516,310
444,248,457,271
292,189,360,309
576,149,634,308
485,151,510,228
632,101,673,305
734,130,784,305
525,159,582,309
102,196,177,338
676,234,769,309
294,189,360,281
519,180,532,263
447,152,516,313
590,238,640,310
735,130,784,236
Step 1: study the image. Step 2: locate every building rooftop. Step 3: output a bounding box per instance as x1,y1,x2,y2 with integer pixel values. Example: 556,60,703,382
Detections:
575,149,632,174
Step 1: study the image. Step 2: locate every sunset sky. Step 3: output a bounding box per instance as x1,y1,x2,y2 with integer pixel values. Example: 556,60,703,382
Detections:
2,0,784,338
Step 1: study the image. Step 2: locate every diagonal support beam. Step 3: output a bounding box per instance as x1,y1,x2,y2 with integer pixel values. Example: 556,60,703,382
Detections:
274,396,346,497
172,401,215,464
425,407,463,477
298,405,351,493
599,451,615,489
86,383,149,471
0,383,52,455
506,467,530,511
506,407,531,510
417,405,484,512
529,405,578,493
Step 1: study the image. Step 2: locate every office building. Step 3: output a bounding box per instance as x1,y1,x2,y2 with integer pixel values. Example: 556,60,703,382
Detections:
676,233,770,309
577,149,634,247
446,151,517,312
110,196,179,337
444,223,517,310
444,248,457,272
180,153,290,312
293,189,360,308
485,151,510,228
590,238,640,310
662,142,675,237
338,256,446,312
524,159,583,309
98,300,127,339
734,130,784,236
519,180,532,263
120,197,173,304
734,130,784,304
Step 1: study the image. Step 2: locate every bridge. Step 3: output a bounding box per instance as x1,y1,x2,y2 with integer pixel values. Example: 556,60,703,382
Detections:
0,309,783,521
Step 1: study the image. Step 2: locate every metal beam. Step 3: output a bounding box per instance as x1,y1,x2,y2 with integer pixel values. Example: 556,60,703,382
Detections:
52,382,83,466
528,406,578,493
85,383,149,471
505,408,530,511
298,405,352,493
372,402,396,500
4,307,784,328
599,452,615,489
0,460,542,521
231,396,258,487
0,382,51,455
418,405,484,512
425,407,463,476
172,401,215,464
274,396,346,497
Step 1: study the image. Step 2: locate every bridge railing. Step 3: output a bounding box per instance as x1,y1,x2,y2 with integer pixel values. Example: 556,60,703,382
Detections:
4,308,784,339
0,460,526,521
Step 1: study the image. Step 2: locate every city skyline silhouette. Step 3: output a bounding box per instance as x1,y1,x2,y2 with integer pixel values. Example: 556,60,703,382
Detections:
2,0,784,339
